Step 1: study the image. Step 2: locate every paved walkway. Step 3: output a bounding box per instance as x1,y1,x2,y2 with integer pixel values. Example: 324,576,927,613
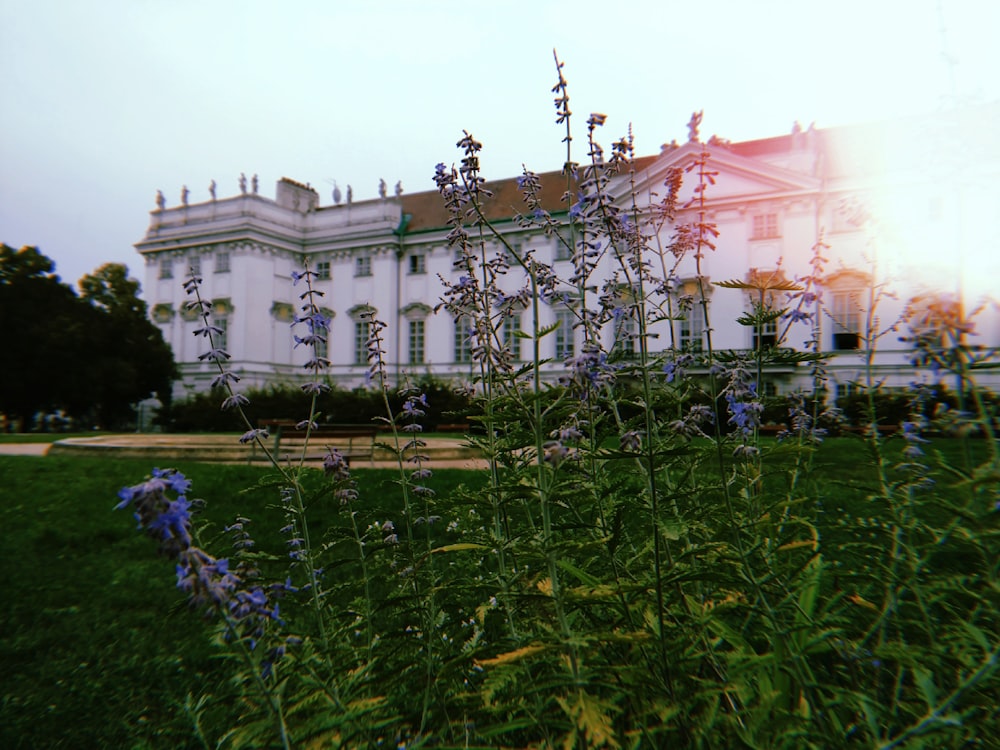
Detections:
3,433,491,470
0,443,50,456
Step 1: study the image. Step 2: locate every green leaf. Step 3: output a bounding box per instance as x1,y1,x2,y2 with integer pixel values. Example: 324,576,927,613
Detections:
535,320,561,338
960,620,991,655
556,558,602,587
661,519,687,541
913,666,938,708
431,543,488,554
797,553,823,623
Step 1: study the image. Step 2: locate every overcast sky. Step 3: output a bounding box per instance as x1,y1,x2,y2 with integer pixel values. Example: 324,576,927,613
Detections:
2,0,997,292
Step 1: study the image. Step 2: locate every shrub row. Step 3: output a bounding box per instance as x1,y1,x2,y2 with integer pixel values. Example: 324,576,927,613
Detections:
154,376,476,433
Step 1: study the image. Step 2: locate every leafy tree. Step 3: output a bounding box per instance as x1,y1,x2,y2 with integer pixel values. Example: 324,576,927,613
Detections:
0,244,89,425
78,263,177,427
0,246,176,429
79,262,145,316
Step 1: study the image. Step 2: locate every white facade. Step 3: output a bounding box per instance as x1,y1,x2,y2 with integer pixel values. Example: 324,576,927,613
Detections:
136,106,1000,400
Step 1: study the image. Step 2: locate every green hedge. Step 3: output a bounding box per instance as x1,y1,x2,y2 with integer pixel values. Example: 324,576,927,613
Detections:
154,377,475,432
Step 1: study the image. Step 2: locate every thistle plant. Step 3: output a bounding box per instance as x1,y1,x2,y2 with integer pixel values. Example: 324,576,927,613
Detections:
114,57,1000,749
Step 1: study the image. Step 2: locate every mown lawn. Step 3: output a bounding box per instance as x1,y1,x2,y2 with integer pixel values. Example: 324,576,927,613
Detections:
0,438,992,748
0,456,483,749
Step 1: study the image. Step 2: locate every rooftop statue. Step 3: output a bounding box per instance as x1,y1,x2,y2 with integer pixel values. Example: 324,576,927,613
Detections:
687,110,703,143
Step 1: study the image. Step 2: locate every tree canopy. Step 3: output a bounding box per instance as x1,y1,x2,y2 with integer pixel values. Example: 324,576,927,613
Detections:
0,245,177,428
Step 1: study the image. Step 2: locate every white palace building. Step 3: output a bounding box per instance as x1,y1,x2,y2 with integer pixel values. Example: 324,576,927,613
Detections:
136,106,1000,402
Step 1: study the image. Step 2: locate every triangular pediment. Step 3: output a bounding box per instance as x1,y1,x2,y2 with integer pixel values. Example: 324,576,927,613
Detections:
612,141,822,208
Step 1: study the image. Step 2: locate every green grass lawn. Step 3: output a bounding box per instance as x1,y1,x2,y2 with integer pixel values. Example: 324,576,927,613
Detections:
0,438,993,748
0,456,483,749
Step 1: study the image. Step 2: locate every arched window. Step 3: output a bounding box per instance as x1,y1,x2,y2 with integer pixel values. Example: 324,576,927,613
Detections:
348,304,377,365
823,270,870,351
745,268,792,350
454,315,474,364
402,303,432,365
554,308,576,360
674,278,711,353
211,298,233,353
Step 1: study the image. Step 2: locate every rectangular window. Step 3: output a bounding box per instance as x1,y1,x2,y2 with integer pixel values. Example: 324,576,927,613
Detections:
355,256,372,277
835,381,858,400
408,320,425,364
751,213,780,240
554,309,575,360
554,241,572,261
753,318,778,350
832,291,862,350
354,320,370,365
679,303,705,352
213,317,228,352
159,258,173,279
408,254,426,275
215,252,230,273
614,313,638,358
188,255,201,277
314,328,328,360
454,318,473,363
316,261,331,280
500,314,521,361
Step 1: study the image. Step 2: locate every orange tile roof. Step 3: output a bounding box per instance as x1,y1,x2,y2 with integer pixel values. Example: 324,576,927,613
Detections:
401,155,659,234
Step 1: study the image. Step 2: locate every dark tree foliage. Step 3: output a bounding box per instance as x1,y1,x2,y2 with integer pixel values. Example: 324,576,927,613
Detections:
0,245,176,428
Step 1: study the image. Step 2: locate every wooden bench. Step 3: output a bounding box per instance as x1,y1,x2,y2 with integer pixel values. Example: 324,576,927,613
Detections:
256,419,378,465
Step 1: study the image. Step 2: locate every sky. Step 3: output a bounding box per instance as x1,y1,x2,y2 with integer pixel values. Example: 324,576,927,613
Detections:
2,0,997,292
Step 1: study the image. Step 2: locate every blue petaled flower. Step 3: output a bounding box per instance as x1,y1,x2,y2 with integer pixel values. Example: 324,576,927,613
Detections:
198,348,230,362
220,393,250,411
118,468,290,679
301,381,330,395
323,448,351,480
619,430,643,452
305,313,331,332
402,393,429,418
115,485,136,510
725,388,763,436
211,370,241,388
193,324,224,338
784,308,812,323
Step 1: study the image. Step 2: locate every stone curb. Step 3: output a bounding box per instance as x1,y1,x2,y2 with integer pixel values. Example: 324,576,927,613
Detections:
44,434,485,468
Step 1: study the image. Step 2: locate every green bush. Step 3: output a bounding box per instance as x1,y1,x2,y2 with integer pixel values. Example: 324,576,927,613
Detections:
156,376,474,432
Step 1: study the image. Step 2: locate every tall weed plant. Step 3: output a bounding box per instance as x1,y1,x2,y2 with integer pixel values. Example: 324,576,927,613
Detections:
117,55,999,748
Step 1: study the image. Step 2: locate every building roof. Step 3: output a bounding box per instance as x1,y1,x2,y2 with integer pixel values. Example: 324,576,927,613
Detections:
401,155,659,234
